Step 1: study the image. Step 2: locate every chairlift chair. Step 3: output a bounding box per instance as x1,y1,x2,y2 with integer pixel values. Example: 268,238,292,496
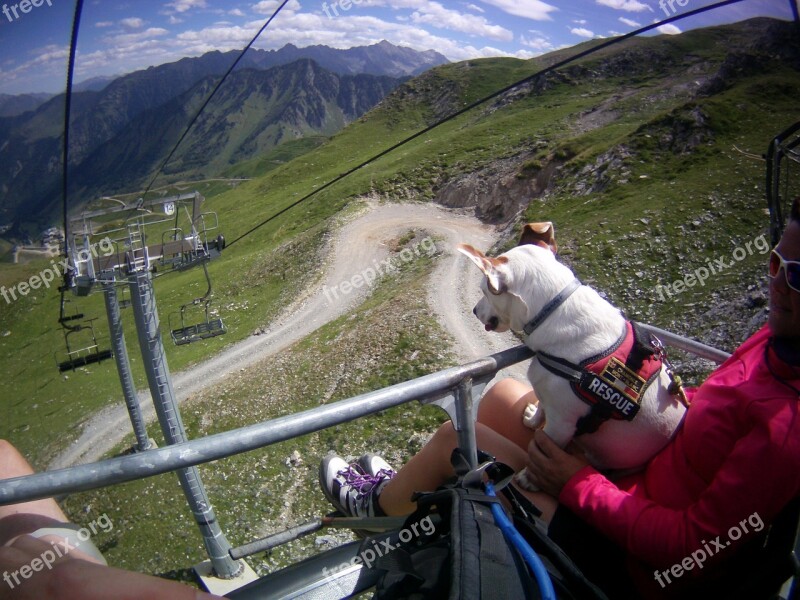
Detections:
58,294,84,325
118,286,132,309
169,261,226,345
159,226,199,270
158,205,221,272
170,301,226,346
55,318,113,372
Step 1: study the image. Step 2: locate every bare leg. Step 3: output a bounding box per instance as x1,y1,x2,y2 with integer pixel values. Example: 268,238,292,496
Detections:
0,440,68,525
0,439,104,564
477,378,540,450
376,421,557,522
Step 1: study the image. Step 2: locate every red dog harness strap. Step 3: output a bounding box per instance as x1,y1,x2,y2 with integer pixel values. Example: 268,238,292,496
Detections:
536,321,663,436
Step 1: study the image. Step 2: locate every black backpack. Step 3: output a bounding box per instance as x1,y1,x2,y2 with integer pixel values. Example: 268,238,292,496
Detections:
369,449,608,600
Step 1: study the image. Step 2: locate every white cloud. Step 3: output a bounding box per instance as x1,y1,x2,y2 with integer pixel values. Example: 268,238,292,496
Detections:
520,34,553,52
0,44,69,90
169,15,183,24
169,12,520,63
619,16,641,26
252,0,301,15
95,21,114,28
595,0,653,12
573,19,588,24
410,2,512,41
110,28,171,46
465,3,484,13
570,27,595,38
165,0,208,13
479,0,558,21
120,18,145,29
229,8,246,17
656,23,682,34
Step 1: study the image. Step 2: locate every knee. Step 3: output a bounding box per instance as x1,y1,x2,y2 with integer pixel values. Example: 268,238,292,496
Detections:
432,420,458,447
0,439,15,457
0,439,36,480
488,378,528,398
478,378,532,421
0,439,25,466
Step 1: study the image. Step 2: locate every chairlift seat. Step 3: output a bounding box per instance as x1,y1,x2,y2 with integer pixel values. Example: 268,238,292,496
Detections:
171,318,226,346
173,251,209,272
58,313,85,323
57,346,113,372
56,317,113,372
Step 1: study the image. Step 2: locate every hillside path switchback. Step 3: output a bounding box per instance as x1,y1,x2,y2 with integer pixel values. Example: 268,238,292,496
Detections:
50,201,528,469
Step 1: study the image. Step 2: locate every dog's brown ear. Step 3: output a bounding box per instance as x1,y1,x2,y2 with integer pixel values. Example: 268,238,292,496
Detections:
519,222,557,253
457,243,507,295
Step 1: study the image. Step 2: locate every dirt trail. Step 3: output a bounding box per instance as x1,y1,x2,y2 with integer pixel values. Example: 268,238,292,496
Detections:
49,202,527,469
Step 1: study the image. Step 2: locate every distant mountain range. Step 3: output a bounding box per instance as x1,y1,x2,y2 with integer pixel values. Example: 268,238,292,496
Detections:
0,41,448,234
240,40,448,78
70,60,402,198
0,93,53,118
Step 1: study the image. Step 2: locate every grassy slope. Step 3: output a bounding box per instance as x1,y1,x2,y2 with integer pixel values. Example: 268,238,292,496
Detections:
0,54,537,463
0,16,797,580
60,237,454,580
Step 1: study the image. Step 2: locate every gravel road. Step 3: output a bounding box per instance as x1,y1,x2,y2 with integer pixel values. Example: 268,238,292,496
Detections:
49,201,528,469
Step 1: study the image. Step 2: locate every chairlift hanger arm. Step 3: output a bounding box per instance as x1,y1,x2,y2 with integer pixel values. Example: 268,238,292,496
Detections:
767,120,800,245
69,192,202,228
58,291,83,332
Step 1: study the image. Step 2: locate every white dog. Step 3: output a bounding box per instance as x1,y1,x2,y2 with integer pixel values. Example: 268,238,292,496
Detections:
458,223,686,488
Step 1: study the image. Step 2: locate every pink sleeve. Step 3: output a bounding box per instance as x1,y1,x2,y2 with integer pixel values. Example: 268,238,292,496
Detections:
558,419,799,568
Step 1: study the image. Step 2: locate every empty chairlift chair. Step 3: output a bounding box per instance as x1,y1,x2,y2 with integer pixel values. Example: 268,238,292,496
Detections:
56,318,113,372
55,293,113,372
169,262,226,346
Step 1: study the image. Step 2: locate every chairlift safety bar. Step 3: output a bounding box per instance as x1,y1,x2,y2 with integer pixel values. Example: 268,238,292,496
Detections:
0,328,729,507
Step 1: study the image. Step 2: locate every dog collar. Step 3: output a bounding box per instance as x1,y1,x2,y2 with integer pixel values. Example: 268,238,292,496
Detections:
523,278,582,336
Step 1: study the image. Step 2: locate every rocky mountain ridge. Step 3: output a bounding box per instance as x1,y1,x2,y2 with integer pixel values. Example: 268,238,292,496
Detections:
0,41,446,234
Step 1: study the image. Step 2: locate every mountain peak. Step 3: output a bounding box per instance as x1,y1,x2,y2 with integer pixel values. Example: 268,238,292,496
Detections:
245,41,449,79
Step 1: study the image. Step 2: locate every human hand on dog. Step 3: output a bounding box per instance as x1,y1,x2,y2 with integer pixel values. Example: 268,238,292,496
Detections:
524,429,589,497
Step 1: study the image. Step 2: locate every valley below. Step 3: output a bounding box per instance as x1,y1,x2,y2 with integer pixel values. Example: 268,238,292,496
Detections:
49,200,529,470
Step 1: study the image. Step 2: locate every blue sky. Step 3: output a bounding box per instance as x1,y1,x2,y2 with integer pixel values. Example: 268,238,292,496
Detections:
0,0,794,94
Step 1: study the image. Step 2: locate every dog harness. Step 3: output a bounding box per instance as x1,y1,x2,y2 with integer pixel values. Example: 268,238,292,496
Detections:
521,278,683,437
537,322,664,436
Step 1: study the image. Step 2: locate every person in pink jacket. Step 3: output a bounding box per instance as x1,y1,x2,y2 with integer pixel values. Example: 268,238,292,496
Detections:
321,201,800,598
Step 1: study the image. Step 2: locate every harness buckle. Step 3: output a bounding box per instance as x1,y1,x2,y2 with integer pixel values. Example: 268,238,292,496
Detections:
651,335,691,409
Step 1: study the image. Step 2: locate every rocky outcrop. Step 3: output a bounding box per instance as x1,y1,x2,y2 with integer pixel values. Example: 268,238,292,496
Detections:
435,155,552,222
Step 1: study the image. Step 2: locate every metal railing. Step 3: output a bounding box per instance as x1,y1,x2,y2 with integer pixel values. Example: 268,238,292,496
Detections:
0,345,532,506
0,324,728,507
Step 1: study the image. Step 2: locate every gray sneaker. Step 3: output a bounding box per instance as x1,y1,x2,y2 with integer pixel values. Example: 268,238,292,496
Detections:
358,453,396,480
319,454,394,518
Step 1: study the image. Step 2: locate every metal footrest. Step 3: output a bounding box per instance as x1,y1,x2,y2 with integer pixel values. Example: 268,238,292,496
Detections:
57,348,114,372
171,318,226,345
226,540,380,600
